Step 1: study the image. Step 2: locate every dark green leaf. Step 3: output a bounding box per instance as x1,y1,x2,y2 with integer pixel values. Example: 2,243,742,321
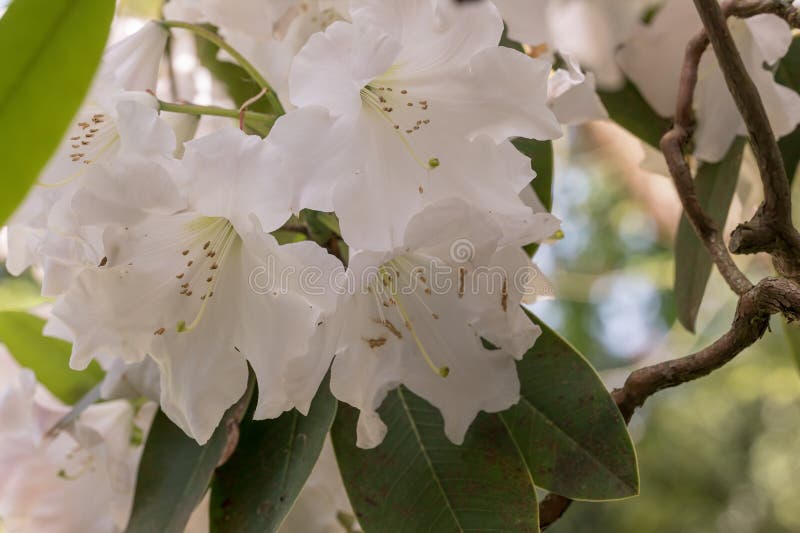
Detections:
210,378,337,532
500,25,524,53
126,374,256,533
513,138,554,257
0,311,103,403
775,36,800,183
502,313,638,500
674,138,745,332
331,388,539,533
598,80,671,148
513,138,554,212
0,0,114,224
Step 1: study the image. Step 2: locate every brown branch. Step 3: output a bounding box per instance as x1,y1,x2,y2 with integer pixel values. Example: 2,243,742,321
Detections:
539,277,800,529
659,11,753,295
540,2,800,528
695,0,800,277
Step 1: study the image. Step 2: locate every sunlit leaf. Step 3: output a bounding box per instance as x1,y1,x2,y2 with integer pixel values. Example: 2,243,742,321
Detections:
502,313,639,500
210,378,337,532
0,0,114,224
126,374,255,533
0,311,103,403
674,138,745,332
0,275,46,311
331,388,539,533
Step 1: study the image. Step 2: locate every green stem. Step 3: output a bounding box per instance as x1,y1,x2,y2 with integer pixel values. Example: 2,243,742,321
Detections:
159,20,285,115
158,100,277,133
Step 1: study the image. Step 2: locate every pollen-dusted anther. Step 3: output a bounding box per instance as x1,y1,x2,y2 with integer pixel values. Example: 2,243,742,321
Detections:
98,256,108,267
176,273,184,279
458,266,465,298
181,250,189,256
364,336,388,349
154,327,166,336
501,278,508,312
203,241,211,250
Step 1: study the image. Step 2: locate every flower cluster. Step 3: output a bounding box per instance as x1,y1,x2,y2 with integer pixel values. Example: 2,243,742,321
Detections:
8,0,800,451
5,0,800,530
7,0,586,451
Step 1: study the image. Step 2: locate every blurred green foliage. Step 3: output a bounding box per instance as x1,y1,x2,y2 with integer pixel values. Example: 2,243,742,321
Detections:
538,140,800,532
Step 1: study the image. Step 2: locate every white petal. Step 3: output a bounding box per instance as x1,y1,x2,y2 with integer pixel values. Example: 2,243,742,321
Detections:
403,46,561,143
290,21,401,115
492,0,550,45
182,128,291,233
547,53,608,125
102,21,168,91
350,0,503,72
616,0,698,117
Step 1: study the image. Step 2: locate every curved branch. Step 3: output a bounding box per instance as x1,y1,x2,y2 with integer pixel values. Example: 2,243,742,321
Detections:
694,0,800,277
540,277,800,529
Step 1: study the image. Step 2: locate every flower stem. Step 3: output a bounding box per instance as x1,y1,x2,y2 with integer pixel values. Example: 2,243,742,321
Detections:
159,20,286,115
157,100,277,134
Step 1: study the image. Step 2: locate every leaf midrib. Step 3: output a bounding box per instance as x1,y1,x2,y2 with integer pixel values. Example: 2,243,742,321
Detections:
510,394,635,493
397,388,464,533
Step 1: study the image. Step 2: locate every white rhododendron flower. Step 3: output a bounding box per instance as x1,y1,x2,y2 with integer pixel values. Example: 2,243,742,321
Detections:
53,129,340,444
164,0,348,108
547,53,608,126
492,0,650,89
6,22,172,295
617,0,800,162
273,0,561,250
0,350,154,533
325,199,545,448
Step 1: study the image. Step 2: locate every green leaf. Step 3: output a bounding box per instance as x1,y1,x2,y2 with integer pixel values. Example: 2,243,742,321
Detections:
0,275,47,311
272,229,308,245
598,80,671,148
331,388,539,533
674,137,745,332
513,138,554,257
210,378,337,532
501,314,639,500
194,27,272,114
775,36,800,183
126,375,256,533
0,0,114,224
513,138,554,212
0,311,103,403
